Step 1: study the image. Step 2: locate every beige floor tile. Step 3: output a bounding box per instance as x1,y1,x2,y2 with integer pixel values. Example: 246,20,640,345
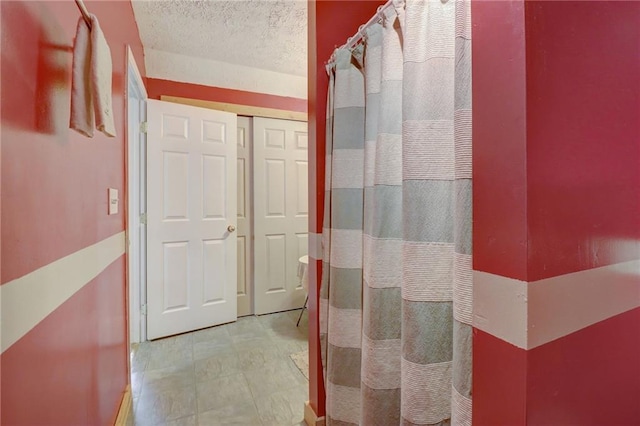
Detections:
142,364,195,396
253,385,308,426
244,359,301,398
194,352,242,383
196,373,253,414
271,335,307,356
146,346,193,371
159,414,197,426
230,333,273,352
198,401,263,425
193,336,234,361
135,382,196,426
237,345,282,371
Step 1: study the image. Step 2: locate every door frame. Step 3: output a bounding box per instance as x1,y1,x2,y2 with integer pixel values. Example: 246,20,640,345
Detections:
129,94,307,340
158,97,308,318
125,46,148,344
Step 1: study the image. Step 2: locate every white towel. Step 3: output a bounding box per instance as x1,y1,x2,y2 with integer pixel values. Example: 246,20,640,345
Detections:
70,16,93,137
70,14,116,137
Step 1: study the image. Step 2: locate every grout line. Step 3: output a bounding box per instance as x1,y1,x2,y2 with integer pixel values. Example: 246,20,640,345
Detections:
191,328,199,422
243,371,265,426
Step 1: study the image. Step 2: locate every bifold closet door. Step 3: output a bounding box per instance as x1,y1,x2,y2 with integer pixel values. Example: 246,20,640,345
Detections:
253,117,309,315
236,117,253,317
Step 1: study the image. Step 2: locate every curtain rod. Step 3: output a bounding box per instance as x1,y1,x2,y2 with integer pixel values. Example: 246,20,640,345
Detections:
328,0,394,65
75,0,92,28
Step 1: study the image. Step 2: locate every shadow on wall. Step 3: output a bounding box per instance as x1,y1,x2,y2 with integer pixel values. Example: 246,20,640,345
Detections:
2,1,67,137
1,1,124,140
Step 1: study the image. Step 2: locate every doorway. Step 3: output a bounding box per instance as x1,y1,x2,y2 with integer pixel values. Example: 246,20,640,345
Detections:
127,92,309,341
125,73,311,420
126,46,148,345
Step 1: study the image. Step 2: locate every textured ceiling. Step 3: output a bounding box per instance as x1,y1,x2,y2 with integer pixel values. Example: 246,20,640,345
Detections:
131,0,308,77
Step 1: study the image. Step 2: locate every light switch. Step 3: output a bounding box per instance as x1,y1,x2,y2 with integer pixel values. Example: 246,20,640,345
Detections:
108,188,119,215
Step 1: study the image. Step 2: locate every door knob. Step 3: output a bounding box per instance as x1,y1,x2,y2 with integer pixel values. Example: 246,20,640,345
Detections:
227,225,236,233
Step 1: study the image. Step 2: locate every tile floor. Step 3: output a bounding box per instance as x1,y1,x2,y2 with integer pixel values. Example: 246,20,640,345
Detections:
130,310,309,426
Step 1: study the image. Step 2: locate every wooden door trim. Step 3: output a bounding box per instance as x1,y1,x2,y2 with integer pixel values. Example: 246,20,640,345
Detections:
160,96,308,122
114,385,132,426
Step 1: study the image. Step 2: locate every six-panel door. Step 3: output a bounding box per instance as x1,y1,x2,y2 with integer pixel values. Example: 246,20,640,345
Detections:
236,117,253,317
146,99,237,340
253,117,309,315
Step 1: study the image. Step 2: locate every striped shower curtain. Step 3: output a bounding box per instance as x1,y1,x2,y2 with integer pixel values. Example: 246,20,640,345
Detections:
320,0,472,424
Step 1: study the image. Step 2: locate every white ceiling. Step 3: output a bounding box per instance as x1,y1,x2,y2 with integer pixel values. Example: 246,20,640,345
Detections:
132,0,308,97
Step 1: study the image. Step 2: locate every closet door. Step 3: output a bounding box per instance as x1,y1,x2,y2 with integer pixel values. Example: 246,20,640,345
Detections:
236,117,253,317
253,117,308,315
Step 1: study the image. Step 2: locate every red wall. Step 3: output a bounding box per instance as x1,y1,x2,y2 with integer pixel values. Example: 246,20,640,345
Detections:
307,0,384,417
527,308,640,425
473,0,640,424
524,2,640,422
471,0,529,282
146,77,307,112
1,0,145,424
1,259,128,425
473,330,528,425
524,0,640,280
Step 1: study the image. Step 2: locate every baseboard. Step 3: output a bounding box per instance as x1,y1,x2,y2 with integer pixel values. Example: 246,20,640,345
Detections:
304,401,326,426
114,385,132,426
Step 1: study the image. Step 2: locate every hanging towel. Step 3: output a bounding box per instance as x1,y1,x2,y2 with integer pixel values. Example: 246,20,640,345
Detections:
70,14,116,137
70,16,93,137
89,14,115,137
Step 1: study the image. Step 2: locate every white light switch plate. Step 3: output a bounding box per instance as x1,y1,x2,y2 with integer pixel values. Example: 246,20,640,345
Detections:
109,188,119,215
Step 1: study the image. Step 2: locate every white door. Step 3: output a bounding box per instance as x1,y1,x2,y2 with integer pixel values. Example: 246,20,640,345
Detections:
236,117,253,317
146,99,237,340
127,72,147,344
253,117,308,315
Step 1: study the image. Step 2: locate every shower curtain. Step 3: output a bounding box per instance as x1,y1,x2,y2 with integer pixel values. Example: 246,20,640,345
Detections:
320,0,472,424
